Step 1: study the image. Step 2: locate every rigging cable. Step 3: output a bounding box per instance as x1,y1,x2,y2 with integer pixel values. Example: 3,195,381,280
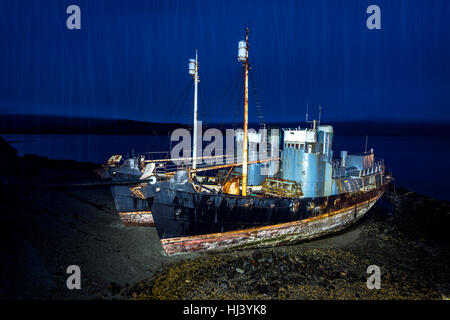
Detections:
197,82,209,128
165,81,193,123
232,68,245,130
205,67,244,131
249,68,265,128
173,81,194,124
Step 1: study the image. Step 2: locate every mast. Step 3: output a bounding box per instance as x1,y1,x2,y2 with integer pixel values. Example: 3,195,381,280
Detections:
189,50,200,169
238,28,250,196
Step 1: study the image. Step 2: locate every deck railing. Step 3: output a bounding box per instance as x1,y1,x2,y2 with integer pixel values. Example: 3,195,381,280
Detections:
332,158,385,178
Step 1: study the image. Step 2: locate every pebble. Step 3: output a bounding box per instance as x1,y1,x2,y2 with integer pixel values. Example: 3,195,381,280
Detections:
235,268,245,274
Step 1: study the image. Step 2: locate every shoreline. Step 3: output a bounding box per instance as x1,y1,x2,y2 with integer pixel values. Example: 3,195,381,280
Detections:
0,152,449,299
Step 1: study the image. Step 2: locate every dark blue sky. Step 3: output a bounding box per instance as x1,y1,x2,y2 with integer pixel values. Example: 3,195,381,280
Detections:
0,0,449,123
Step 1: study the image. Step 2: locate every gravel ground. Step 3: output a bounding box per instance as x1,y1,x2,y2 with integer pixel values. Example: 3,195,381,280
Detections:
0,155,194,299
0,155,449,300
120,189,450,300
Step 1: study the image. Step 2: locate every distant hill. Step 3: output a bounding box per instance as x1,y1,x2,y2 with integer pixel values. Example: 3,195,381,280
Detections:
0,114,449,136
209,120,450,137
0,114,187,135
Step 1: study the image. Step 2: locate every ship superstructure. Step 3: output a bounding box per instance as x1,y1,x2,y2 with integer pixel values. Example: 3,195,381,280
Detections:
281,124,385,198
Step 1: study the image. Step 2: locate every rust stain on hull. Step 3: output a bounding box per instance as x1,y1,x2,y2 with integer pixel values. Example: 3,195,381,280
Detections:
119,211,155,227
160,192,383,255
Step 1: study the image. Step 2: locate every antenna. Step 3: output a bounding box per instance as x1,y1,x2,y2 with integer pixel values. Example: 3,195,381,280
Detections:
365,135,368,154
306,101,309,123
318,105,322,126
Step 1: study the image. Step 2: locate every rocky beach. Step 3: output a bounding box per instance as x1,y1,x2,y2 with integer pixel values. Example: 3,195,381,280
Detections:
126,187,450,300
0,144,449,300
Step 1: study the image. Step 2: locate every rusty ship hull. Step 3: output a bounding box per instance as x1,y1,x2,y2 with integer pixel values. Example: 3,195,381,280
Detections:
148,177,389,255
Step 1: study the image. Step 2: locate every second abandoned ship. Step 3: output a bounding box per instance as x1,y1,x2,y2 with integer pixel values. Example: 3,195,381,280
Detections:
96,154,156,226
128,28,392,255
96,50,205,227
